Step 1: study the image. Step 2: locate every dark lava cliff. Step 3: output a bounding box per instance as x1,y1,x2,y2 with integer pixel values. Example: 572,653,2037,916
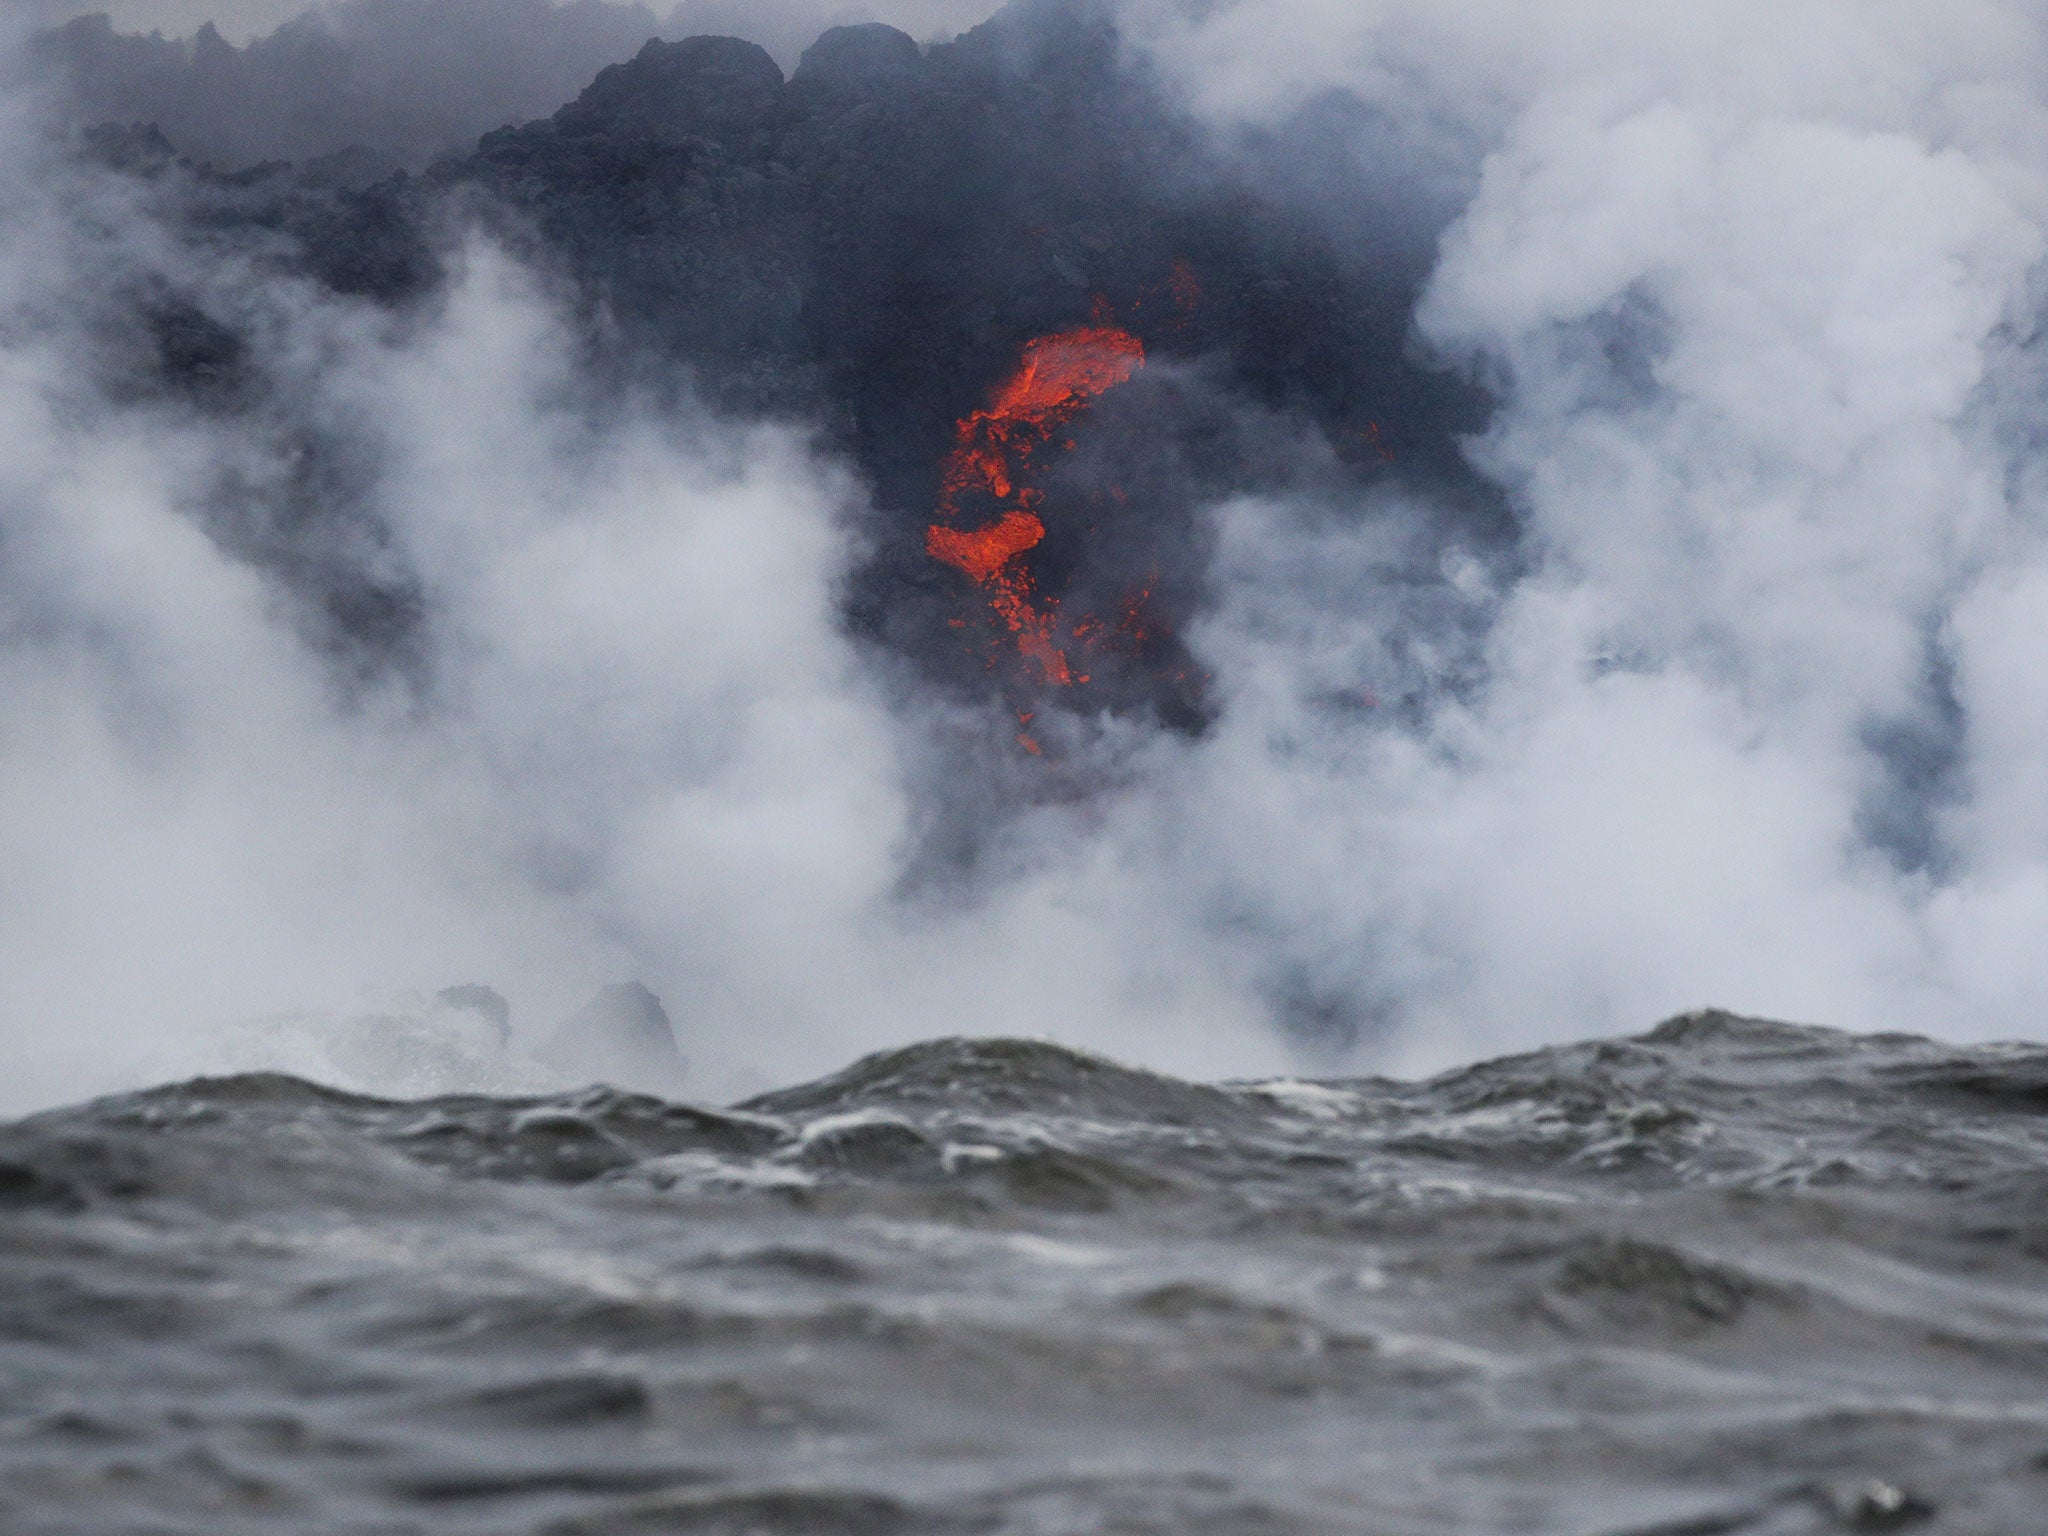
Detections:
60,0,1501,734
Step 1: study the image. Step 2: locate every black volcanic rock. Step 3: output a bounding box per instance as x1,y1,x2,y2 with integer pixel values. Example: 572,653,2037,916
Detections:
467,31,811,403
552,35,786,142
791,23,925,94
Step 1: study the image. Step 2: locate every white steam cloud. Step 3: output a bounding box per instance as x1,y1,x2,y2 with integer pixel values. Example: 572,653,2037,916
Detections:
1119,0,2048,1068
12,0,2048,1108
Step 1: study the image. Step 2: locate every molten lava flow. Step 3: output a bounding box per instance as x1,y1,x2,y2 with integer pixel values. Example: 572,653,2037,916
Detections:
926,321,1145,688
925,508,1045,583
936,324,1144,518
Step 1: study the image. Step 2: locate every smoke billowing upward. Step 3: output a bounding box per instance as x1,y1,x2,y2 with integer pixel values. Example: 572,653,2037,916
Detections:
3,0,2048,1108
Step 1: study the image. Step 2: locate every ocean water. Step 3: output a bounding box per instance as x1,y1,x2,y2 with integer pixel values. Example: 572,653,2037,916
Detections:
4,1010,2048,1534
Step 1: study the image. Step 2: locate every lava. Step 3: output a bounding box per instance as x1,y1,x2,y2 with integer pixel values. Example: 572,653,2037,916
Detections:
926,320,1146,689
935,324,1144,518
925,508,1044,584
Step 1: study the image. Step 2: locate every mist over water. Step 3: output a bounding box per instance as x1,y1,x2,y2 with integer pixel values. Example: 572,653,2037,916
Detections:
5,0,2048,1113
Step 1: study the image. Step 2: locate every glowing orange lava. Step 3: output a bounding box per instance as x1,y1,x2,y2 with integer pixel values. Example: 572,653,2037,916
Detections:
925,508,1044,584
926,320,1146,688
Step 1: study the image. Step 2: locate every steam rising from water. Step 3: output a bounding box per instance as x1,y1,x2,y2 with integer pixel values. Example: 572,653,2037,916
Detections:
10,0,2048,1109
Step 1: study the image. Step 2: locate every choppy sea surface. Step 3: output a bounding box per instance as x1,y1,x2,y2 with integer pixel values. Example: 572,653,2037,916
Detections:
6,1010,2048,1534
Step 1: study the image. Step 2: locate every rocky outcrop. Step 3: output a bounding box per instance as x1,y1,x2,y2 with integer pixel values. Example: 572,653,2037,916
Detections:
552,35,787,142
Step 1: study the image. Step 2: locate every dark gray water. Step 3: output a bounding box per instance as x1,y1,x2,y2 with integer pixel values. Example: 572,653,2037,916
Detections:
5,1010,2048,1534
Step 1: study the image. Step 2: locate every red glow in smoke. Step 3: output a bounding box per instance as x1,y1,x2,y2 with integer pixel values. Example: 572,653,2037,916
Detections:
935,324,1145,519
925,319,1146,689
